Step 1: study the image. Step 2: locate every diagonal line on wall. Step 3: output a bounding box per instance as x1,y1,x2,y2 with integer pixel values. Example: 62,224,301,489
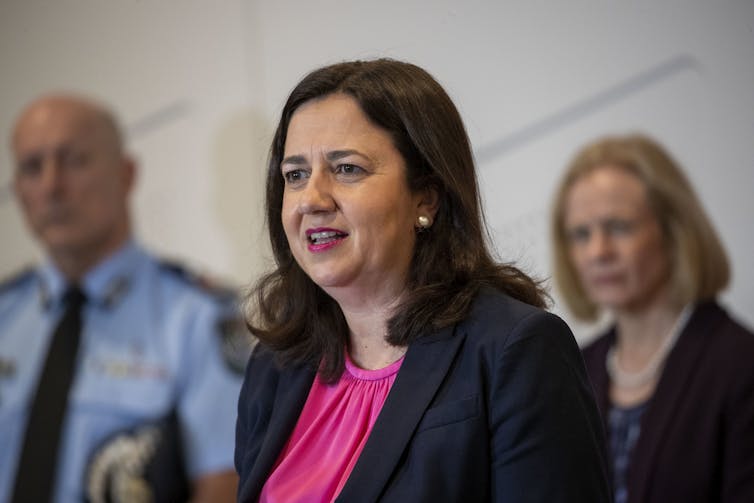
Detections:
126,100,191,139
475,54,700,164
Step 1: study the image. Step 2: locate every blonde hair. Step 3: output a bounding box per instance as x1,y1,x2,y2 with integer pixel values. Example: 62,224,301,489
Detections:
551,133,730,320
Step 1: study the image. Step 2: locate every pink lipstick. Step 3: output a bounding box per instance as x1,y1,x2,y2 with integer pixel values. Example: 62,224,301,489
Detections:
306,227,348,252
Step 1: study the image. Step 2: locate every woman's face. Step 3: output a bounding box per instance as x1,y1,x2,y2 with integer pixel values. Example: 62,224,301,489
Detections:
280,93,431,303
563,165,671,314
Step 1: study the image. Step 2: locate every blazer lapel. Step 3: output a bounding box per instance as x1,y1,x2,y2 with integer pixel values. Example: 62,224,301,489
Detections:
629,302,724,501
336,324,465,503
588,331,615,424
244,365,315,498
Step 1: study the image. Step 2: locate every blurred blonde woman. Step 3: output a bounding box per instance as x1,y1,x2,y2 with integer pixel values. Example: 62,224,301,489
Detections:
551,133,754,503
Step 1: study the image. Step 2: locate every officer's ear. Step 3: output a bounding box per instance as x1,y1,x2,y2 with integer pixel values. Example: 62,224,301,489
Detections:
121,155,137,195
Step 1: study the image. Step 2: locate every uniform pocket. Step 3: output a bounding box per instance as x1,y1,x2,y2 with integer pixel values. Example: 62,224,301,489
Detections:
73,354,173,417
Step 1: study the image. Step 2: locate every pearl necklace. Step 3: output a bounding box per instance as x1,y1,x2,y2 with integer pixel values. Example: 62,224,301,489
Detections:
606,305,692,389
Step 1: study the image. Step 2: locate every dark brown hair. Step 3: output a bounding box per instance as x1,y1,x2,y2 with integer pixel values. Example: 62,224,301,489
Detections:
248,59,545,381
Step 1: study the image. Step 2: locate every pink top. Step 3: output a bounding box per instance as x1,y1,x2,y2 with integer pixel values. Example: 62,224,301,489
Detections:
259,352,404,503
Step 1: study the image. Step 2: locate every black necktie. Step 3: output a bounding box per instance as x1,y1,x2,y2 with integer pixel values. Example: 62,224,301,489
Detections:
12,286,87,503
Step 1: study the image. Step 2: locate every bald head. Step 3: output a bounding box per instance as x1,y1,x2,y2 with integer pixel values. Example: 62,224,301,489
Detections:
12,94,136,280
12,94,125,158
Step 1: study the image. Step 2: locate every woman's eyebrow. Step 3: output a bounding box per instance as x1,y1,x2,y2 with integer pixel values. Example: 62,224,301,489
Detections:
326,149,363,162
282,149,366,166
281,154,307,166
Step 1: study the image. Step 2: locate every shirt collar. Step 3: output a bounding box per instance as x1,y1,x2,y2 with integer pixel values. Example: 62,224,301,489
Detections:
38,239,148,309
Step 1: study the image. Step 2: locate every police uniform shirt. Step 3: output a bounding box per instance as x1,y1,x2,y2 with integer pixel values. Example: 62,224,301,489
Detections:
0,241,246,502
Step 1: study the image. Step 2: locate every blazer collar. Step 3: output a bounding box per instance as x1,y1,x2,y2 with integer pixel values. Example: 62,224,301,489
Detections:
336,323,465,502
588,331,615,422
242,362,316,499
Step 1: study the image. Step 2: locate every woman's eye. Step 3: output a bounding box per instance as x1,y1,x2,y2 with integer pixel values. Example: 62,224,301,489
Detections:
334,163,364,176
283,169,307,184
566,226,590,244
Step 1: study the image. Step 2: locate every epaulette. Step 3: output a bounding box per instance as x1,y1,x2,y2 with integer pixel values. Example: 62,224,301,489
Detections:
0,267,35,296
157,259,236,300
158,259,254,374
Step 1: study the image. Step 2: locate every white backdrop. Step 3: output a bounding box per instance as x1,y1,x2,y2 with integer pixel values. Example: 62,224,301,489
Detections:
2,0,752,342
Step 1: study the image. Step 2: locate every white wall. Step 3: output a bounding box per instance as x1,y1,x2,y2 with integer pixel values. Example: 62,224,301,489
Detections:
0,0,271,287
2,0,752,341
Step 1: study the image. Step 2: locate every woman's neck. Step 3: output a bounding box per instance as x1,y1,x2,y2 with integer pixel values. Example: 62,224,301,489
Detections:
348,335,407,370
338,294,407,371
613,299,684,371
608,292,688,407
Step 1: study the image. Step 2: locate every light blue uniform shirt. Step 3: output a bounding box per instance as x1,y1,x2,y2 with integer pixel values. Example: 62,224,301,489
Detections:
0,241,247,502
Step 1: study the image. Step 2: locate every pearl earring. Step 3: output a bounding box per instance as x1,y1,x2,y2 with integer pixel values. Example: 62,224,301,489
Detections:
417,215,431,229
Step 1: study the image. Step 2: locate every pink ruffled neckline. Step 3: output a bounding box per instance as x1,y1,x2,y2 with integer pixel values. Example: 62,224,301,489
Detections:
344,351,405,381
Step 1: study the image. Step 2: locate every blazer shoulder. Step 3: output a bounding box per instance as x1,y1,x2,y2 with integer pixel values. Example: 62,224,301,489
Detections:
243,343,283,384
462,288,575,349
707,302,754,341
691,301,754,371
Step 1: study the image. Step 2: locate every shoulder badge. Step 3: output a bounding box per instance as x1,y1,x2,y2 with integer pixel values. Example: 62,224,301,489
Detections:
217,313,258,375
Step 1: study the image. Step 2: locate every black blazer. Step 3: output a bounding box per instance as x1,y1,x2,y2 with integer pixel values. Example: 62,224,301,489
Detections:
235,289,611,502
582,301,754,503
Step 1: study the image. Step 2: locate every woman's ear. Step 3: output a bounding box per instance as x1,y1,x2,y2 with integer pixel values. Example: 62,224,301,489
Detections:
416,186,440,221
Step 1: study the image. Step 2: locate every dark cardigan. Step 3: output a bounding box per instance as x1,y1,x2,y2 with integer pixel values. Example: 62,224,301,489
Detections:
582,301,754,503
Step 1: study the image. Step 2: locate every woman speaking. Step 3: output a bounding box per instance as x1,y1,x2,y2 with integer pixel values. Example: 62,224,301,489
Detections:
235,59,610,502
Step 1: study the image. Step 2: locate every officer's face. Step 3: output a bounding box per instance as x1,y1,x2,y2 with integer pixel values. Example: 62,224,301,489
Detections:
12,98,134,267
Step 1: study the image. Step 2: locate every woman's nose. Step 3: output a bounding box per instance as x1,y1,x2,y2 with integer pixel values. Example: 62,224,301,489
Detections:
586,229,614,260
297,169,336,214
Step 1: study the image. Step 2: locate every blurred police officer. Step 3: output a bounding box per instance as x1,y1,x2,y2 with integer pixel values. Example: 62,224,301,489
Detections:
0,95,248,502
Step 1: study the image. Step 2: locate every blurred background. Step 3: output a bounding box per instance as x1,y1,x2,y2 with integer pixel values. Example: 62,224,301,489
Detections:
1,0,752,342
